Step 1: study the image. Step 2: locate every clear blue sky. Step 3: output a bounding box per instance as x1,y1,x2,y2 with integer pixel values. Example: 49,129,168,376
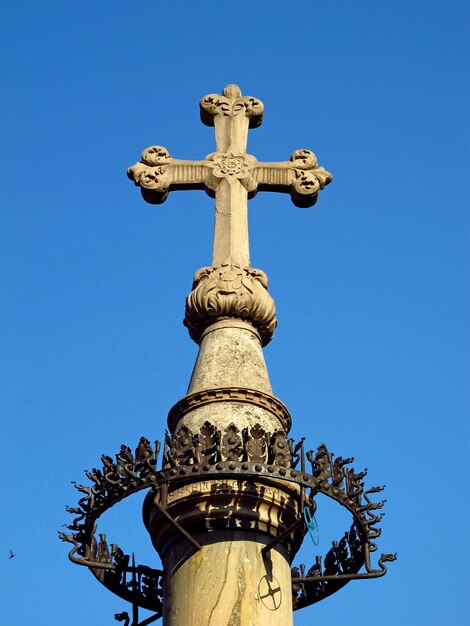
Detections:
1,1,468,624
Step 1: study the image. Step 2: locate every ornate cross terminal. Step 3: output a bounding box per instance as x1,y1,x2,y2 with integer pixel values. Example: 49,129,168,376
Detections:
128,84,332,267
128,85,332,345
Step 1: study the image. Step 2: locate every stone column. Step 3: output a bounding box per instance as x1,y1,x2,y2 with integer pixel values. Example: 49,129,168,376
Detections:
161,533,294,625
144,463,301,626
143,307,303,625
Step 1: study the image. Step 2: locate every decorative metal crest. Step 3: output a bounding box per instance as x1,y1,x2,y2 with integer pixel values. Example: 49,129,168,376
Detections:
60,427,395,621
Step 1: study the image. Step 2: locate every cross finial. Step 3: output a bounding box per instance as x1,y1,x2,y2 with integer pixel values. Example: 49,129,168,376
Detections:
128,85,332,344
128,85,332,268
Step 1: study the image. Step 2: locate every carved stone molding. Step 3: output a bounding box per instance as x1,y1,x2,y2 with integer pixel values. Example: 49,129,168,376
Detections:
127,145,173,199
200,84,264,128
168,387,291,434
285,149,332,208
184,262,277,346
145,476,302,561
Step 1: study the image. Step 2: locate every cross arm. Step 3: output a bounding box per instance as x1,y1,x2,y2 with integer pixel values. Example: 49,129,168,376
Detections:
127,146,210,205
251,149,333,208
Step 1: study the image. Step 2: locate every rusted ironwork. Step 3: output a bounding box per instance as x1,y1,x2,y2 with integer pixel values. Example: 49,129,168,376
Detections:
292,538,397,609
162,420,299,468
60,426,395,617
115,604,160,626
152,497,202,552
262,517,305,557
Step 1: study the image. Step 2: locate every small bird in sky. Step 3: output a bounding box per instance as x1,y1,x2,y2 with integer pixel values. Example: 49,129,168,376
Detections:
8,549,15,559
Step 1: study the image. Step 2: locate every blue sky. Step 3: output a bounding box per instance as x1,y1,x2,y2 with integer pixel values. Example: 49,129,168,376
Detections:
1,1,468,624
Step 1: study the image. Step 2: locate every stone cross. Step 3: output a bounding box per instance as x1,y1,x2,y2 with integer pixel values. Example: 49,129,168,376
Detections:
127,84,332,268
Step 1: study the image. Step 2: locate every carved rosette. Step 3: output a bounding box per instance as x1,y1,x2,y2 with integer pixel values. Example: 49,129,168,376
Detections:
184,262,277,346
205,152,258,192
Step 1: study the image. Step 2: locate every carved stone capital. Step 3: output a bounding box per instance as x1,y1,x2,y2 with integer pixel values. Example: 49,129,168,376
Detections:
184,262,277,346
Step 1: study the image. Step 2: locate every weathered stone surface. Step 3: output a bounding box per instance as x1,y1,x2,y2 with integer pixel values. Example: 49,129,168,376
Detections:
187,321,272,394
169,320,290,435
163,537,293,626
174,401,286,439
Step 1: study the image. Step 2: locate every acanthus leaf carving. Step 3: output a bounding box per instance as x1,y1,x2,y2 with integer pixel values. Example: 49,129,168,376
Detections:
184,262,277,346
221,423,243,461
246,424,268,463
195,421,220,464
135,436,157,477
172,425,196,466
270,430,292,467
